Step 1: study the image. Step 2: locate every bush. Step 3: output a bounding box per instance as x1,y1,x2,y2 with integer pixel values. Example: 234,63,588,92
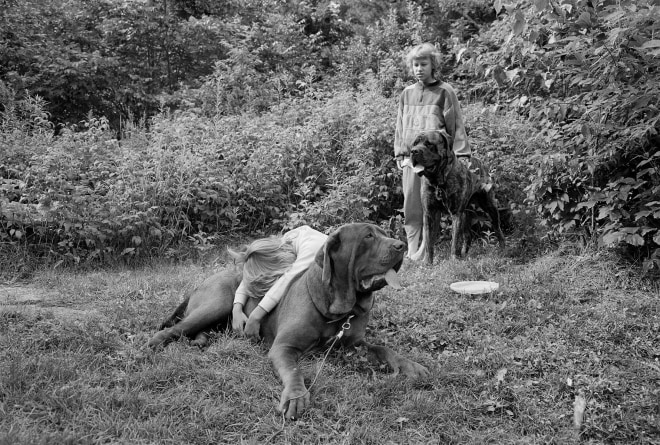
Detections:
451,0,660,269
0,78,403,263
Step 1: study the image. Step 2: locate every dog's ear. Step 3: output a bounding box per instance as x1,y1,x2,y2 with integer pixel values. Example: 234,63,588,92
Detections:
427,131,440,144
315,230,339,287
413,132,428,146
438,130,454,169
313,226,358,316
438,130,452,150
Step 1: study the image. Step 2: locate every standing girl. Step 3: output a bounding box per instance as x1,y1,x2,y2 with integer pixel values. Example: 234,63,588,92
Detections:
394,42,473,261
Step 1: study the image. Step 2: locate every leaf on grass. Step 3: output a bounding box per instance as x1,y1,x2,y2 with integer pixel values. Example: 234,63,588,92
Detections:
483,400,514,416
513,11,525,35
534,0,549,12
624,233,645,246
575,12,592,28
641,40,660,49
602,231,622,246
493,66,507,87
495,368,508,386
505,68,520,82
573,391,587,430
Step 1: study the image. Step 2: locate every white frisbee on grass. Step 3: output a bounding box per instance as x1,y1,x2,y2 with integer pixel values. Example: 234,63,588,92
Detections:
450,281,499,295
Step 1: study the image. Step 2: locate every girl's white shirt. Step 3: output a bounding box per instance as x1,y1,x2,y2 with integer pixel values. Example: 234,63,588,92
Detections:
233,225,328,312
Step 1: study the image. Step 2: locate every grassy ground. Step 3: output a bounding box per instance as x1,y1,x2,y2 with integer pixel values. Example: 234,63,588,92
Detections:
1,240,659,445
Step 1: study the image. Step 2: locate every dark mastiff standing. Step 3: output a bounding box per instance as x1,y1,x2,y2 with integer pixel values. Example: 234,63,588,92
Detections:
409,132,505,263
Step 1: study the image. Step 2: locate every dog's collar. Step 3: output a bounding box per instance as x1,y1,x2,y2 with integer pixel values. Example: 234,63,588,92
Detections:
324,310,360,325
325,314,354,339
324,297,372,324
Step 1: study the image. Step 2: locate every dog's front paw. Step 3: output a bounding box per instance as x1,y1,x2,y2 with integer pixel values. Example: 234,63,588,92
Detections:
279,385,310,420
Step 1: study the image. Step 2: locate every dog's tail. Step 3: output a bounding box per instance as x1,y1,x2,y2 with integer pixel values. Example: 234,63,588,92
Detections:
158,295,190,330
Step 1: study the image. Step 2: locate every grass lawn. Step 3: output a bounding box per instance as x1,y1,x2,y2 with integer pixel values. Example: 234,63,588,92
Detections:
1,241,658,444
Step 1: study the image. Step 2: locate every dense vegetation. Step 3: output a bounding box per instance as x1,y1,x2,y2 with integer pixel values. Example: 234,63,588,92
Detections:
1,0,658,275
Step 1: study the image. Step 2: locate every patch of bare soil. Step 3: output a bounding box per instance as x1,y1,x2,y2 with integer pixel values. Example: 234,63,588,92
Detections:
0,285,99,321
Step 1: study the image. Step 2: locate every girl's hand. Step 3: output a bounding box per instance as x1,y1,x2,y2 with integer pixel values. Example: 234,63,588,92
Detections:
396,157,411,170
244,306,267,341
232,305,248,334
244,318,262,341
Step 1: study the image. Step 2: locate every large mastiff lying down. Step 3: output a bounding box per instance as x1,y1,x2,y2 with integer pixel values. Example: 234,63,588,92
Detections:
148,223,429,419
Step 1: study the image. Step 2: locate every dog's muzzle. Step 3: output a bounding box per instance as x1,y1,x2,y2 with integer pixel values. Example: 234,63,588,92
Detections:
410,149,427,175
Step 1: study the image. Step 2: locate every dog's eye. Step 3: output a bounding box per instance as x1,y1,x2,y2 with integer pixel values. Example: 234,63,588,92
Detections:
365,233,374,239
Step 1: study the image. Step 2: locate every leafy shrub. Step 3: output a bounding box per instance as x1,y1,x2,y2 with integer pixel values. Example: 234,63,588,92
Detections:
285,76,401,230
462,103,541,239
0,0,536,267
0,0,231,128
1,78,403,263
8,0,657,272
452,0,660,268
1,94,234,264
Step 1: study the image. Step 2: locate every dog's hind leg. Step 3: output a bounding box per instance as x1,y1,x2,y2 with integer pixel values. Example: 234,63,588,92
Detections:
461,212,472,257
158,296,190,330
450,213,466,259
190,331,211,348
148,299,232,350
425,208,443,264
148,269,241,350
148,296,192,348
418,182,443,264
458,211,472,257
475,191,506,249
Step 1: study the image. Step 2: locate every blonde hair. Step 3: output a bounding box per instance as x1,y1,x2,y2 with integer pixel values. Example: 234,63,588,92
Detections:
405,43,442,77
228,236,296,298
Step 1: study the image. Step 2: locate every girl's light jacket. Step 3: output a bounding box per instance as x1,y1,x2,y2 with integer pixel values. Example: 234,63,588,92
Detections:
394,80,471,158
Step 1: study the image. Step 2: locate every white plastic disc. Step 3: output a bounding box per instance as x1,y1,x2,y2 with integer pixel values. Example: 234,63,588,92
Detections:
449,281,499,295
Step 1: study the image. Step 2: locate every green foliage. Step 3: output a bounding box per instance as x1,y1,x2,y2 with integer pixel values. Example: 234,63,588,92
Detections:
2,0,445,265
197,6,309,115
0,78,402,263
284,76,401,230
436,0,496,42
334,6,419,96
453,0,660,266
0,0,228,127
3,0,659,268
1,93,232,264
